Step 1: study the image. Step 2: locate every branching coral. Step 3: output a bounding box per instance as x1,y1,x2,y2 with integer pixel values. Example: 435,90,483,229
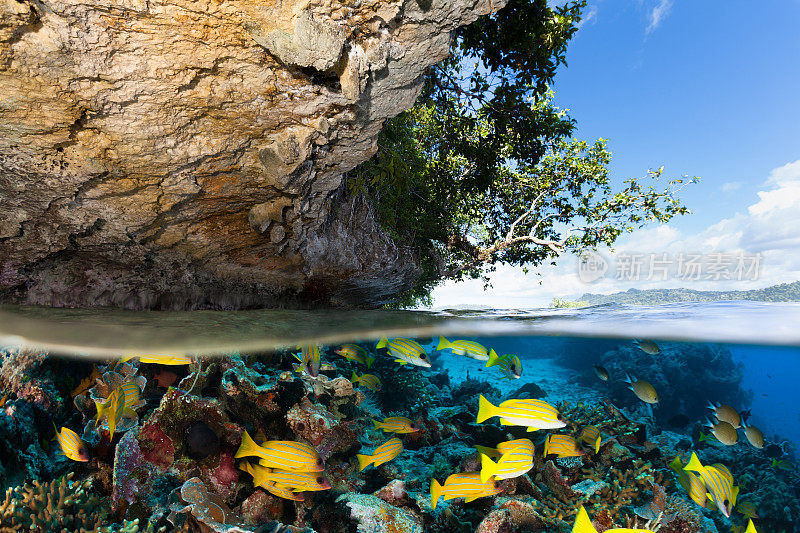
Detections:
0,472,112,532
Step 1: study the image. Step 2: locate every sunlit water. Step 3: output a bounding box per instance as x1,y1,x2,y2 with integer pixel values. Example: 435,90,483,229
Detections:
1,301,798,532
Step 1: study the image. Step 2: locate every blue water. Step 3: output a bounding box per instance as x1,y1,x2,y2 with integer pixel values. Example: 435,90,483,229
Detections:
735,344,800,448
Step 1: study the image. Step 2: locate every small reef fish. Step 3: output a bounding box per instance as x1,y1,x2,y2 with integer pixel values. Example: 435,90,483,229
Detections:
376,337,431,368
118,382,142,411
294,345,322,377
704,419,738,446
240,462,331,492
430,472,501,509
634,339,661,355
475,438,535,459
579,426,602,453
235,431,324,472
373,417,419,434
260,481,305,501
94,387,126,438
70,366,100,397
708,402,741,428
572,506,656,533
744,520,758,533
54,424,89,462
436,337,491,361
669,455,707,508
770,458,791,470
592,365,609,381
351,371,381,392
623,374,658,404
335,344,375,368
239,463,305,501
543,434,584,458
479,444,533,482
486,352,522,380
356,437,403,471
736,501,759,519
121,354,194,365
476,395,566,430
684,453,738,517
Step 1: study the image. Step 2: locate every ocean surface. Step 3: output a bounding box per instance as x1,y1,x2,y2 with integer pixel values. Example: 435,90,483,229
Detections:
0,300,798,532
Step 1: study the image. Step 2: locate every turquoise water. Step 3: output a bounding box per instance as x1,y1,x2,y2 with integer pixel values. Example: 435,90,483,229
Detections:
0,301,798,532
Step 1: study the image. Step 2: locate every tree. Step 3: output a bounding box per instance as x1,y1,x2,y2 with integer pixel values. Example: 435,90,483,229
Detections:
347,0,695,305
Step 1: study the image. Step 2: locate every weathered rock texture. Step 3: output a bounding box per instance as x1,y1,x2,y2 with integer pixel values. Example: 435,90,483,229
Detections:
0,0,504,309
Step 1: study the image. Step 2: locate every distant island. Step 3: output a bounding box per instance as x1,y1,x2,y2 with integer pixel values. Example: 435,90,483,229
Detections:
552,280,800,307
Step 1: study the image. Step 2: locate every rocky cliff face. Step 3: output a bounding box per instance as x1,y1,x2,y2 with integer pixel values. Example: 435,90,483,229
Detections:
0,0,503,309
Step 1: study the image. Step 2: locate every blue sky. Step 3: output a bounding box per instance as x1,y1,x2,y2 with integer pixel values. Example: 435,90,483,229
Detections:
430,1,800,307
553,0,800,229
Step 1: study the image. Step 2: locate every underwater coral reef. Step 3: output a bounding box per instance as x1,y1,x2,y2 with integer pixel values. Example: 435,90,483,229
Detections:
0,338,797,532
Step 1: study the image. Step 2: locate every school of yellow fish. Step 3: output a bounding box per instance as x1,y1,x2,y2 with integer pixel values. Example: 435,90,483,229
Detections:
42,338,771,531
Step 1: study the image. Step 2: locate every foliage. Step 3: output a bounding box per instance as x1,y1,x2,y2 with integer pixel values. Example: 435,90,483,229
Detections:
570,280,800,306
347,0,695,305
550,297,588,308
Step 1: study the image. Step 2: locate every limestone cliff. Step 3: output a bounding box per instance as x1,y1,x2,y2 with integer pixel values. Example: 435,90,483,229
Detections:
0,0,504,308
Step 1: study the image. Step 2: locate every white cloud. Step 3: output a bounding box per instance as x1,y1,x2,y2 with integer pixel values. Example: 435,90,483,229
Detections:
430,159,800,308
645,0,673,35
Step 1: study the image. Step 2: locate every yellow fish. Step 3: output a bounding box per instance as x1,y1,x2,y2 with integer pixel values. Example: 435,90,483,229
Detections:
572,506,655,532
436,337,490,361
742,421,764,449
736,501,759,519
684,453,738,517
744,520,758,533
669,455,707,508
624,374,658,404
70,366,100,397
430,472,501,509
579,426,602,454
54,424,89,462
486,352,522,380
708,402,741,428
121,354,194,365
239,463,305,501
294,345,322,377
477,395,566,430
238,462,330,492
335,344,375,368
475,438,535,459
376,337,431,367
261,482,305,501
373,417,419,434
356,437,403,471
479,444,533,482
351,371,381,392
543,434,584,458
94,386,126,438
235,431,324,472
118,382,142,411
